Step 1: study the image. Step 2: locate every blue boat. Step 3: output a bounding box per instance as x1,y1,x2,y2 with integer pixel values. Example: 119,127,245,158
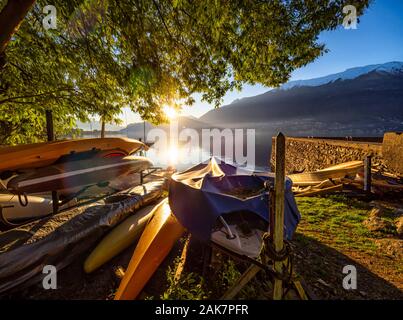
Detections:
169,158,301,257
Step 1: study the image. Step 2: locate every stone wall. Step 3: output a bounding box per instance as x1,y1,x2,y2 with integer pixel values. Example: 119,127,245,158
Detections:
382,132,403,175
270,132,402,176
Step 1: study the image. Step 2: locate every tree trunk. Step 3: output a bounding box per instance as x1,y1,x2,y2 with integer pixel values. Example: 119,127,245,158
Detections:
101,120,105,138
45,109,54,141
0,0,36,56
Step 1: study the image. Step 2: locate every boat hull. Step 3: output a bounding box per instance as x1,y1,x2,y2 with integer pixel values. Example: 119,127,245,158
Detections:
0,194,53,221
7,156,152,194
84,205,155,273
114,199,185,300
0,138,147,173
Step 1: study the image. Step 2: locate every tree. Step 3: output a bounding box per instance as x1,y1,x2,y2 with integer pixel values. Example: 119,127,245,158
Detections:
0,0,371,144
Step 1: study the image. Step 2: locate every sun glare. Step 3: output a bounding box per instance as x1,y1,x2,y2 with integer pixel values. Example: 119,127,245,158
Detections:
163,105,177,120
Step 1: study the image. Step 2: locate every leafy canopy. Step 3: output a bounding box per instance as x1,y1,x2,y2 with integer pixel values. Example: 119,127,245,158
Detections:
0,0,370,144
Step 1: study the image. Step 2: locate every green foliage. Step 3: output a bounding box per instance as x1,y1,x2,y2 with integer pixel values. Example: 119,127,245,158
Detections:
161,256,209,300
296,196,379,253
0,0,370,144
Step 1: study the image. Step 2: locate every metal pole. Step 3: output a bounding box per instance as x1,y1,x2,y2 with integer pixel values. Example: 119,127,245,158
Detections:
273,132,285,300
45,109,59,214
364,155,372,194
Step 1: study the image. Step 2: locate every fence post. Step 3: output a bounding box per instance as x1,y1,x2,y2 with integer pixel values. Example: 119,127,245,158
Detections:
273,132,285,300
364,155,372,194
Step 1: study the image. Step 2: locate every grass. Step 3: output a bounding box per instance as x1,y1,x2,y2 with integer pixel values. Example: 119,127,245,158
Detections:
157,195,401,299
295,195,390,253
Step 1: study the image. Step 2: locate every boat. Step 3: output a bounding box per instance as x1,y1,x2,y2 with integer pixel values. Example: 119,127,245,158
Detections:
0,137,148,174
7,156,152,194
288,160,363,186
84,205,155,273
0,194,53,223
168,158,301,258
114,199,185,300
0,180,165,294
211,212,268,258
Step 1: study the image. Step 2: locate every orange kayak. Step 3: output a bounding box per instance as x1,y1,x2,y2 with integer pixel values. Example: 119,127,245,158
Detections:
0,138,147,173
114,199,185,300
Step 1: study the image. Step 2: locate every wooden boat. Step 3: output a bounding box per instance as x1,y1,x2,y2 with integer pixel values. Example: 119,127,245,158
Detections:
114,199,185,300
7,156,152,194
84,205,155,273
288,161,363,186
0,138,147,173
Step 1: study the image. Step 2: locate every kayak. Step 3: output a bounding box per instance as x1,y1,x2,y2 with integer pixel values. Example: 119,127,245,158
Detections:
7,156,152,194
84,205,155,273
288,161,363,186
114,199,185,300
0,138,148,173
0,194,53,222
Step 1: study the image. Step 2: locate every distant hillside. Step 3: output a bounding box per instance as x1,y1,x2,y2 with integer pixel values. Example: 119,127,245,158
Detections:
200,66,403,136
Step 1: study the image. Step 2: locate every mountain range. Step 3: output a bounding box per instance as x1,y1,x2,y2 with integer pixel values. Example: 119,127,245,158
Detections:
79,61,403,138
200,61,403,136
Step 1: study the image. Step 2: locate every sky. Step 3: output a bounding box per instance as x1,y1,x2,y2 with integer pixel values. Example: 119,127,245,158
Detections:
120,0,403,125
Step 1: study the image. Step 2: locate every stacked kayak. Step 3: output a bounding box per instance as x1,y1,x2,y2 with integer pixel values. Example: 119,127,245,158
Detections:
6,156,152,194
0,180,165,294
0,137,147,173
84,205,155,273
115,199,185,300
0,138,151,222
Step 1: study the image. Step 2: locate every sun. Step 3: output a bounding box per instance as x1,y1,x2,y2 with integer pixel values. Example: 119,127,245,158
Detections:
163,105,177,120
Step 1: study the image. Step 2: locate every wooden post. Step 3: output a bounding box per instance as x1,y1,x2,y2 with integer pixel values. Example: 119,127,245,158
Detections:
143,120,146,142
273,132,285,300
364,155,372,194
45,110,54,142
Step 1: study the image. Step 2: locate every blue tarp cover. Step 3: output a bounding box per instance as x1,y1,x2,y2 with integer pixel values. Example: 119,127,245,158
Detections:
169,158,301,241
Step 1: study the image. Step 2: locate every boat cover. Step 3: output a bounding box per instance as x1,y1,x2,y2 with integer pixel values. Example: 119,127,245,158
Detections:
169,157,301,241
0,180,164,295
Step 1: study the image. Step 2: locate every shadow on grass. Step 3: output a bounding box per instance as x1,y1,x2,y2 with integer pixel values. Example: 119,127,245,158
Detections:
292,232,403,300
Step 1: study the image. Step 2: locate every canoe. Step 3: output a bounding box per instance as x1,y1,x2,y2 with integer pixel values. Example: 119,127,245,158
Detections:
0,194,53,222
84,205,155,273
288,161,363,186
114,199,185,300
0,138,148,173
7,156,152,194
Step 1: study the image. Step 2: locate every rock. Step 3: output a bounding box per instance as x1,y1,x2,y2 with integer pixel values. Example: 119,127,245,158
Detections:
363,208,396,234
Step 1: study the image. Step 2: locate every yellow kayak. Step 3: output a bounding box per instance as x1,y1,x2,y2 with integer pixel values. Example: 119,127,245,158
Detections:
84,205,155,273
114,199,185,300
0,138,147,172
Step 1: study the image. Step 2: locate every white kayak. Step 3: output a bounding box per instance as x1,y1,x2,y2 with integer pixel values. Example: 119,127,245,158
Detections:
0,193,53,222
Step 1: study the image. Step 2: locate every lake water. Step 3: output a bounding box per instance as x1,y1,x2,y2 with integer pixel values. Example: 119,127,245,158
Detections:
84,131,272,172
